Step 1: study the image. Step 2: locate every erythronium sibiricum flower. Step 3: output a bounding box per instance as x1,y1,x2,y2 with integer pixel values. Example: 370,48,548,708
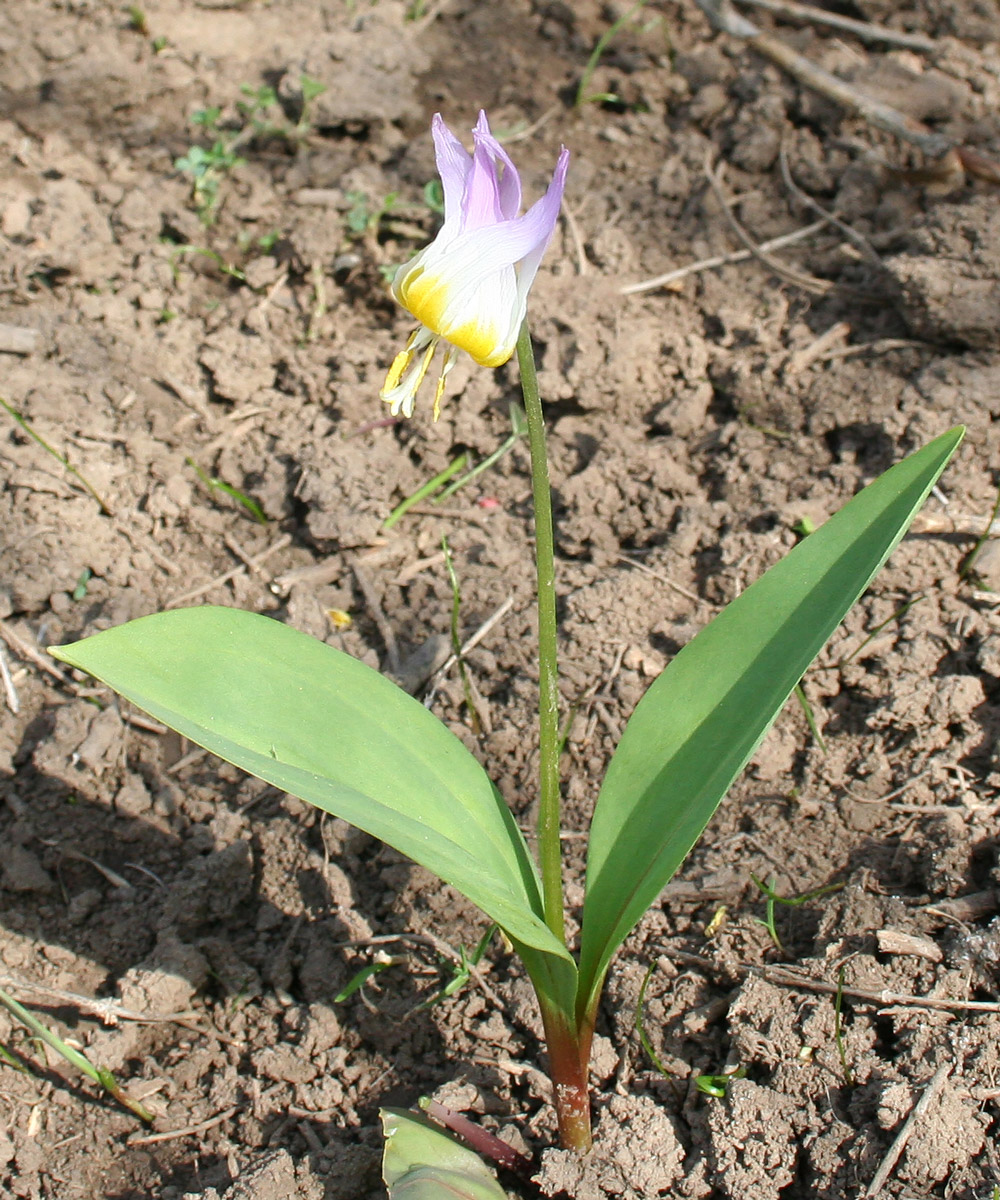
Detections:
380,111,569,420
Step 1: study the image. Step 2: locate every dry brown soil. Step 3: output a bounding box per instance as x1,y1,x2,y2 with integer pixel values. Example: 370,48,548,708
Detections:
1,1,999,1198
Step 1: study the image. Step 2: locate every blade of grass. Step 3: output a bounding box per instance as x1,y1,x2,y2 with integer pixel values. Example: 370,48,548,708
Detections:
960,480,1000,580
186,458,267,525
0,1042,29,1072
383,453,469,530
168,243,249,284
793,681,826,753
0,395,111,514
836,594,925,667
751,874,845,952
0,986,153,1122
634,961,673,1078
576,0,647,106
436,402,527,501
834,965,855,1086
333,958,399,1002
417,924,497,1012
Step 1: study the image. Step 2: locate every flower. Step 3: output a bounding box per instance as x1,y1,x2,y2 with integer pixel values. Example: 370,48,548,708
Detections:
381,111,569,419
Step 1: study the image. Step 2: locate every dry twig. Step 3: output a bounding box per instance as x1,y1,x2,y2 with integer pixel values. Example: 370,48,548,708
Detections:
349,553,400,676
753,963,1000,1013
561,199,590,276
432,596,515,684
778,140,881,266
862,1064,952,1198
0,970,197,1026
698,0,1000,185
704,153,836,295
0,644,19,714
735,0,936,52
165,534,292,608
0,323,40,355
695,0,953,158
785,321,851,374
0,618,75,688
617,553,704,606
620,218,830,295
128,1105,240,1147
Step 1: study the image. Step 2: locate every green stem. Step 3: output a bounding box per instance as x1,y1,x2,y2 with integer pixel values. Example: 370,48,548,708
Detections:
517,322,565,946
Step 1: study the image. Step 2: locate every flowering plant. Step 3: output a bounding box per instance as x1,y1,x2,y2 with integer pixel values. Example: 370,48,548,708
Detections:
52,112,963,1169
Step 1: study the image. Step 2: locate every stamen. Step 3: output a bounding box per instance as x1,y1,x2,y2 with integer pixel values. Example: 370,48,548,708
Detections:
432,346,459,422
409,339,438,407
432,373,447,422
380,330,442,418
383,349,410,394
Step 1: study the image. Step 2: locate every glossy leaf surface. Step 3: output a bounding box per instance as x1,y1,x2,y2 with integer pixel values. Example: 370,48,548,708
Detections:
381,1108,509,1200
52,607,569,963
578,427,964,1012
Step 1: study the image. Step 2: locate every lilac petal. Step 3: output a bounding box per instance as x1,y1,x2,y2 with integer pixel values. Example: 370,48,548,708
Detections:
512,146,569,308
472,126,522,221
460,136,504,233
431,114,472,230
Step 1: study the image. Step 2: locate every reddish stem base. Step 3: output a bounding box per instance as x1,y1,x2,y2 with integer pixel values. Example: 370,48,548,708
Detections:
540,1005,595,1153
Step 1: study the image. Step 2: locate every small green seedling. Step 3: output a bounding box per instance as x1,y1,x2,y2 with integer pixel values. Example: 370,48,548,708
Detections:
174,141,246,226
334,956,400,1003
344,189,401,238
695,1066,746,1098
176,76,326,223
127,6,148,34
752,875,844,954
72,568,92,601
417,925,497,1011
575,0,649,107
834,965,854,1086
296,75,327,136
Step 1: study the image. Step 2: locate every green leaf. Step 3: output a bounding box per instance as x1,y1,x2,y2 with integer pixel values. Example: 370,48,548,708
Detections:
299,74,327,104
381,1109,509,1200
51,607,568,964
578,427,964,1011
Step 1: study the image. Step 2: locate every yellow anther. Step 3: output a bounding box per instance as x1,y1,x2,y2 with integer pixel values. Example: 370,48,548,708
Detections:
382,349,410,394
432,371,448,422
